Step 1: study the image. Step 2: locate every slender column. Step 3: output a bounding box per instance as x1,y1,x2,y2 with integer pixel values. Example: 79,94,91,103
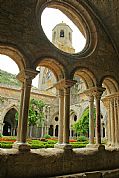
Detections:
108,99,112,145
63,87,70,144
20,77,32,143
110,98,115,146
102,98,111,145
54,79,76,149
58,89,64,144
17,83,24,141
53,126,55,137
41,126,44,137
95,92,102,145
88,95,94,145
114,97,119,145
117,96,119,145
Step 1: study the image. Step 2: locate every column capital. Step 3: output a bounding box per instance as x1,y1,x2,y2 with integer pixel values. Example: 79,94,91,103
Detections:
102,97,110,109
16,69,38,83
54,79,77,90
84,87,105,100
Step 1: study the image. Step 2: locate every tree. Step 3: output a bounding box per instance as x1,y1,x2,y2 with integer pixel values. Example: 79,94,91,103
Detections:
72,108,96,136
15,98,45,137
28,98,45,127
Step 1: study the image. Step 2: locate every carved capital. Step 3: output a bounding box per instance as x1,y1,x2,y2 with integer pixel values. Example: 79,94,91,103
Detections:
84,87,105,100
16,69,38,84
102,97,110,109
54,79,76,90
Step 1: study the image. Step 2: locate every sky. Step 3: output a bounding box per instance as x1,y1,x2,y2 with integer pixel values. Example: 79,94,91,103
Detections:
0,8,86,88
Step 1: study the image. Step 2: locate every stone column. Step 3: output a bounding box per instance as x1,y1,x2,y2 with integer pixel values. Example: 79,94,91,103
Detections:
84,89,95,147
94,87,105,149
17,82,24,141
88,95,94,145
54,79,76,149
58,89,64,144
13,69,38,151
95,93,101,145
53,126,56,137
63,87,70,144
117,96,119,146
107,99,111,145
20,76,32,143
110,98,115,146
102,97,111,146
114,97,119,146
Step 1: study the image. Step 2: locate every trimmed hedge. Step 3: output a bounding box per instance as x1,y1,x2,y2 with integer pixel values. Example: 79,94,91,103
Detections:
0,137,88,149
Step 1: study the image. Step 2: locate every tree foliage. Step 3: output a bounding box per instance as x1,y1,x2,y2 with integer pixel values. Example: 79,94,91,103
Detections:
72,108,96,136
28,98,45,126
15,98,45,126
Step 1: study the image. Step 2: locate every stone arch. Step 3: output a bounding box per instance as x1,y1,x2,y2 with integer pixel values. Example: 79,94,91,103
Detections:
0,45,27,71
71,67,96,89
2,104,18,136
35,58,65,81
2,104,19,123
101,76,119,94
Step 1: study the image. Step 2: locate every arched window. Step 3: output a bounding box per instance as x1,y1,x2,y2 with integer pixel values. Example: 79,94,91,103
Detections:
60,30,64,37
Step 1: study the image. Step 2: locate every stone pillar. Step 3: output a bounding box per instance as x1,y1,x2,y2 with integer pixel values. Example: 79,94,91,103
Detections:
84,90,95,147
102,97,111,146
54,79,76,149
41,126,44,137
114,97,119,146
110,98,115,146
53,126,56,137
95,93,102,145
17,82,24,141
107,99,112,145
20,76,32,143
63,87,70,144
94,87,105,149
58,89,64,144
117,96,119,146
88,95,94,145
13,69,38,151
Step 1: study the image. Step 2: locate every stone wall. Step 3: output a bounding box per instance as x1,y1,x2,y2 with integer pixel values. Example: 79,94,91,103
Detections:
1,147,119,178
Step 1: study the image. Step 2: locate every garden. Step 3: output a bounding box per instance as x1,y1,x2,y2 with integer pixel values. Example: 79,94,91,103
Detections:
0,135,88,149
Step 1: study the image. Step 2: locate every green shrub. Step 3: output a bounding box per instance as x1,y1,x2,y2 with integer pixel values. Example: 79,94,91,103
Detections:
0,133,3,138
47,140,57,144
43,134,51,139
71,143,86,148
77,136,88,142
31,144,45,149
0,142,12,148
44,143,54,148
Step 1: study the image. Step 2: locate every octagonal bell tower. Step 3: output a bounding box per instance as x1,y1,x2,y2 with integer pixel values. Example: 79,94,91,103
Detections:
52,22,75,53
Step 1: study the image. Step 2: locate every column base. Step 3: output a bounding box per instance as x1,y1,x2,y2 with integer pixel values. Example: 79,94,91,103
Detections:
106,143,119,149
87,143,105,151
86,143,95,148
54,143,72,150
13,141,31,152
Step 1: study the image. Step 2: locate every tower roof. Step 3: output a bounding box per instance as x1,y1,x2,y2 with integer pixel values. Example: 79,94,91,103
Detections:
52,21,73,32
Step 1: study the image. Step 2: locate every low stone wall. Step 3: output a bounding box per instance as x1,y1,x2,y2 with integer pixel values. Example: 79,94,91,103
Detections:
0,147,119,178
